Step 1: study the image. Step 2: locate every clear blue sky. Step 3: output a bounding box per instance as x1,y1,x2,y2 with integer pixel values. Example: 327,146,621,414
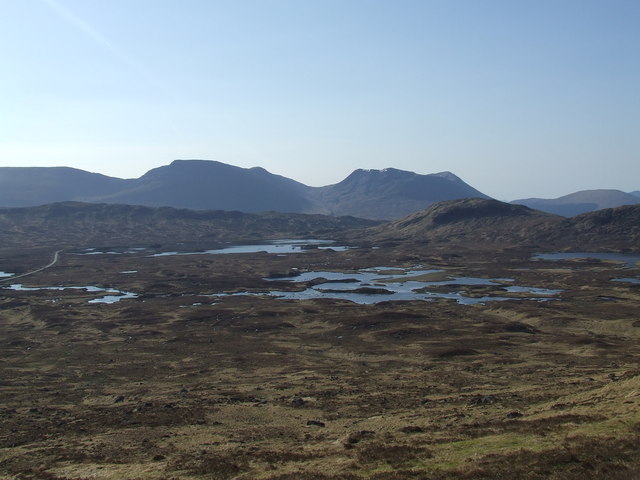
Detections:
1,0,638,200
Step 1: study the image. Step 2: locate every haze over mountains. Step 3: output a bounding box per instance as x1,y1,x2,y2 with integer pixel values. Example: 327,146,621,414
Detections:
512,189,640,217
0,160,486,220
0,160,637,220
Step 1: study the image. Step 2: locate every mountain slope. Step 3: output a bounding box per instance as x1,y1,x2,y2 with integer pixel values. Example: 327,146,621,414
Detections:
89,160,314,213
311,168,490,220
362,198,562,245
512,189,640,217
535,204,640,251
360,198,640,252
0,167,131,207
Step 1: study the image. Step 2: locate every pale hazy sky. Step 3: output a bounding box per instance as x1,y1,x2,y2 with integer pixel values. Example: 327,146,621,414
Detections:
1,0,638,200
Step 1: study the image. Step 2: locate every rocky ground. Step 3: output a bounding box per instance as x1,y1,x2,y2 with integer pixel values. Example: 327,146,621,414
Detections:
1,242,640,479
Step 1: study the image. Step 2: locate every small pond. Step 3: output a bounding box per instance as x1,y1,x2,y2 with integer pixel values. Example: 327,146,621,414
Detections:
150,239,351,257
2,284,138,304
612,277,640,285
213,267,561,305
534,252,640,267
74,240,352,257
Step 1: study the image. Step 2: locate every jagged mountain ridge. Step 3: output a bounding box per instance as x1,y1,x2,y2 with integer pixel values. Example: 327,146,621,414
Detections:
511,189,640,217
0,160,487,220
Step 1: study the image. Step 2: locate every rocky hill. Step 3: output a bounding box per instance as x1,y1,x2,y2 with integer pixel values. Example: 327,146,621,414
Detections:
0,160,488,220
361,198,562,246
536,204,640,251
359,198,640,252
512,189,640,217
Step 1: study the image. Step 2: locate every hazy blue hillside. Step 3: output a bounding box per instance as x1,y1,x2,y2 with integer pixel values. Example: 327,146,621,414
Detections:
511,189,640,216
311,168,490,220
0,160,491,219
89,160,314,213
0,167,131,207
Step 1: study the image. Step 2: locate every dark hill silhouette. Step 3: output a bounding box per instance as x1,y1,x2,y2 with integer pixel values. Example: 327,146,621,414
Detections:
362,198,561,246
359,198,640,252
0,202,378,248
311,168,489,220
630,191,640,198
0,160,490,219
535,204,640,251
511,189,640,217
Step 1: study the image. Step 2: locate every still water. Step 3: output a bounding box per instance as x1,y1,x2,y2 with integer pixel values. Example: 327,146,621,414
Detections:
534,252,640,267
2,284,138,304
150,239,351,257
215,267,561,305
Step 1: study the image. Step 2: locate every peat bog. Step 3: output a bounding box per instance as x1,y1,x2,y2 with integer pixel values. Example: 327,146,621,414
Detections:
1,236,640,479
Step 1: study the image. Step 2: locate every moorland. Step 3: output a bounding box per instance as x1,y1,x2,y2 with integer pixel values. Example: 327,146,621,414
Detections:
1,198,640,479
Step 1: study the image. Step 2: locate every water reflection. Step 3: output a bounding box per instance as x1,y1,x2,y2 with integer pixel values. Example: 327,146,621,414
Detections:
612,277,640,284
214,267,561,305
150,239,351,257
2,284,138,304
534,252,640,267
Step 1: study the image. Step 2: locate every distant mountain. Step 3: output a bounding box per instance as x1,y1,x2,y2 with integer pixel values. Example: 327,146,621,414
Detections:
90,160,314,213
631,191,640,198
0,160,490,220
363,198,561,246
0,167,131,207
511,189,640,217
310,168,490,220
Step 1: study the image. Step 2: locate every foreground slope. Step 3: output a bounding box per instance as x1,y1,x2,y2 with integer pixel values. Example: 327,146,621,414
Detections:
2,206,640,478
512,189,640,217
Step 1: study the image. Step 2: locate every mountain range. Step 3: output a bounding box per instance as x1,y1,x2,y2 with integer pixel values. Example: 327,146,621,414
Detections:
0,160,487,220
0,160,637,220
512,189,640,217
